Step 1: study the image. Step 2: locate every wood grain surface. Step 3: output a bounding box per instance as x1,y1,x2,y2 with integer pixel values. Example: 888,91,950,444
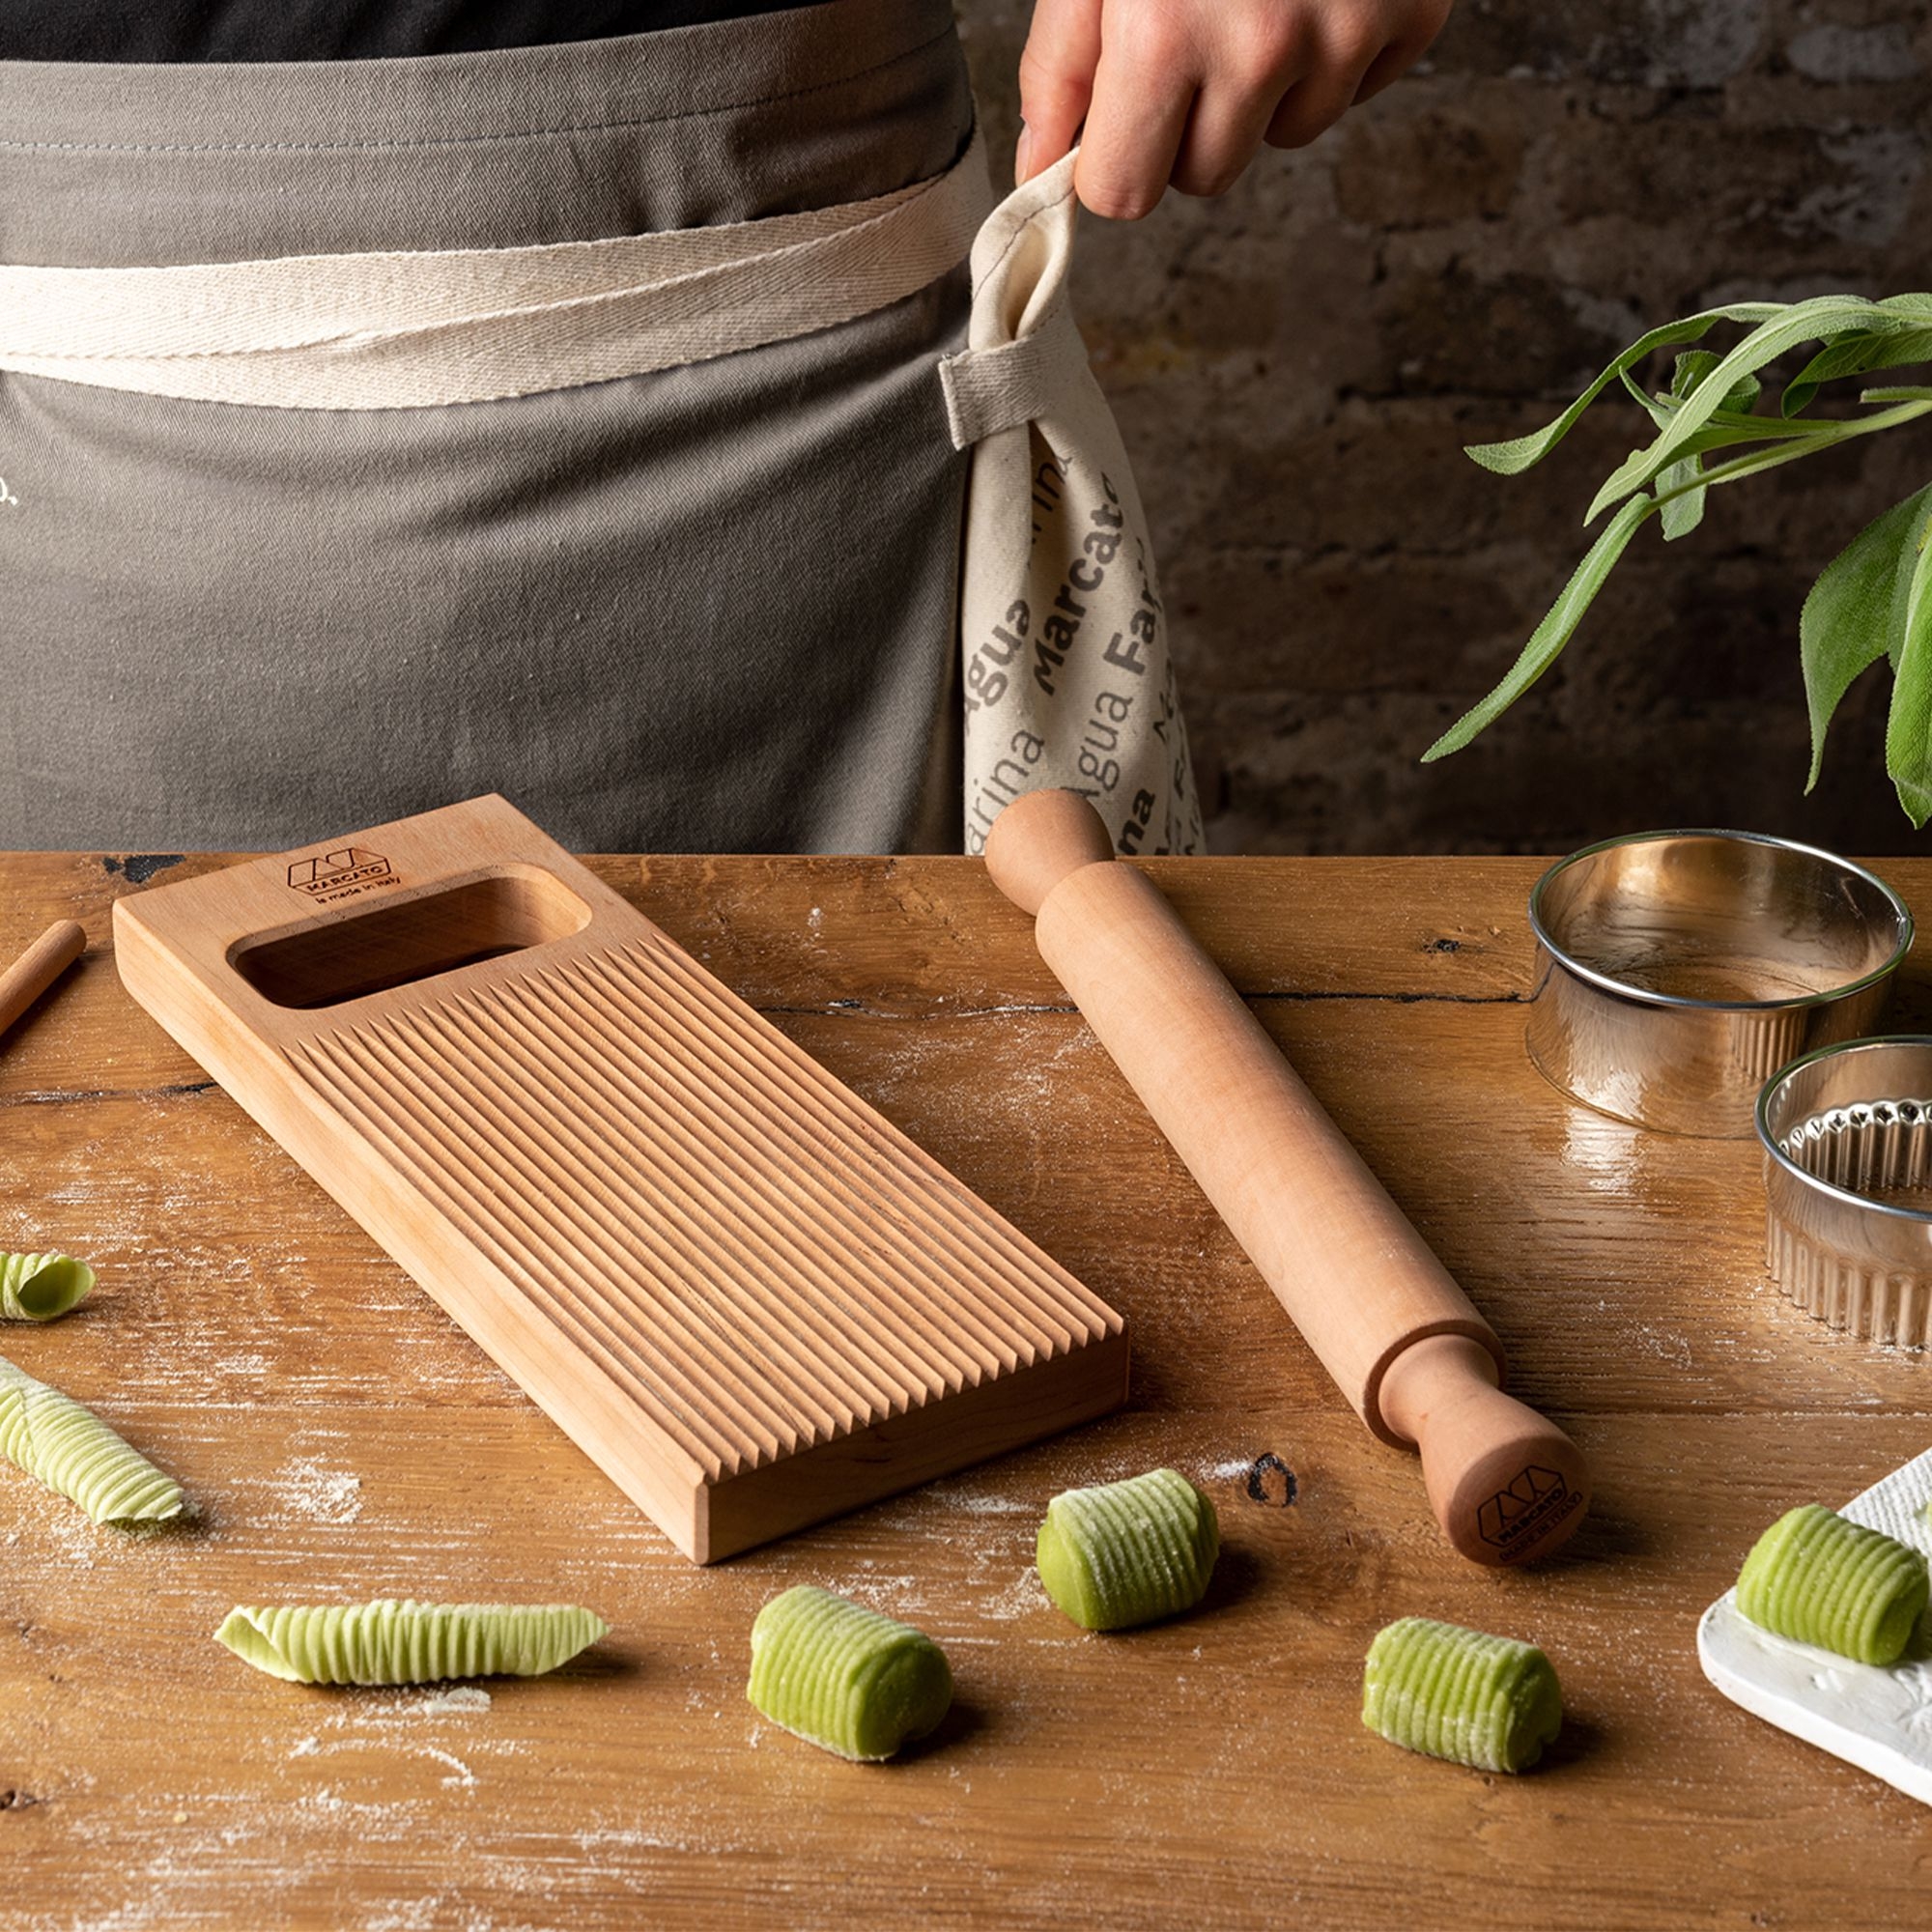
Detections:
5,847,1932,1930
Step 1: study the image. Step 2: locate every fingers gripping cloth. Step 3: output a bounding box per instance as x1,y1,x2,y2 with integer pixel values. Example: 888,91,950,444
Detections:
939,151,1206,858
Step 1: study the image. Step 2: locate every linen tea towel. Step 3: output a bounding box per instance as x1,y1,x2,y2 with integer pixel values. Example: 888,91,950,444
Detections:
941,151,1206,856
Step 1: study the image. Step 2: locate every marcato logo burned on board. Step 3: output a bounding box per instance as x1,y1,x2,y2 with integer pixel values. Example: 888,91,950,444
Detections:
286,845,398,903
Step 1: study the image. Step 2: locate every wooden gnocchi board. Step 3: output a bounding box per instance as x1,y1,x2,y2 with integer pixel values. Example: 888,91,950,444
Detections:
1698,1445,1932,1804
110,793,1127,1561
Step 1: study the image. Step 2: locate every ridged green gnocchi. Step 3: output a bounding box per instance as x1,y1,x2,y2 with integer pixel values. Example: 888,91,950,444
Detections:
1735,1504,1929,1666
0,1252,95,1321
1362,1617,1563,1774
1036,1467,1219,1632
0,1354,182,1524
747,1585,952,1761
214,1601,609,1685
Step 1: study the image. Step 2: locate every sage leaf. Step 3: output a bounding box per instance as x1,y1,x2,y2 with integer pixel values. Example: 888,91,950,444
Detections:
1653,356,1765,539
1782,325,1932,416
1662,412,1853,458
1723,372,1765,414
1619,366,1707,540
1668,350,1762,415
1884,522,1932,825
1800,484,1932,789
1657,357,1715,539
1422,495,1655,761
1659,455,1706,541
1463,304,1778,477
1588,297,1893,517
1671,350,1719,397
1650,398,1932,509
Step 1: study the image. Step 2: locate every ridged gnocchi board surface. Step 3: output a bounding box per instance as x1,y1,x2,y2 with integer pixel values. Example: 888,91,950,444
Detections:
111,793,1127,1562
1698,1444,1932,1803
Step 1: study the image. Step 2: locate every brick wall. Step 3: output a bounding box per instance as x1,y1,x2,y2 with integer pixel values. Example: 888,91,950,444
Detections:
957,1,1932,853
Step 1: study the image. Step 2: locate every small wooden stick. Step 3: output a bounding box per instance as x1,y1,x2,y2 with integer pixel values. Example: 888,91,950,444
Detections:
984,790,1589,1566
0,920,86,1042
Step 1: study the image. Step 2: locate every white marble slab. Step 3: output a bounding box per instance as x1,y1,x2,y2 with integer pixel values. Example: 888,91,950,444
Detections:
1698,1445,1932,1804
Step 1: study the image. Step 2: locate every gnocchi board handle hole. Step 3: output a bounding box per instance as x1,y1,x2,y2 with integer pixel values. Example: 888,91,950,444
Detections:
229,867,591,1010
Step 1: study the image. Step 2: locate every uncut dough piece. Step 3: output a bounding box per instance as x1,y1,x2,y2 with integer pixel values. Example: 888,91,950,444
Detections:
1362,1616,1562,1774
0,1252,95,1321
1036,1466,1219,1631
747,1585,953,1761
214,1601,609,1685
1735,1504,1928,1666
0,1354,182,1524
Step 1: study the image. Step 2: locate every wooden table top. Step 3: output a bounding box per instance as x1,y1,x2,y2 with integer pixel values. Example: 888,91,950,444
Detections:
4,845,1931,1930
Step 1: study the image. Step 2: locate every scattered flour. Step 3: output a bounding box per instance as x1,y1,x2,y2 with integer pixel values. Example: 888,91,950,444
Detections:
827,1571,923,1614
572,1827,700,1854
419,1687,491,1716
979,1570,1046,1623
272,1459,362,1525
933,1487,1030,1516
12,1488,105,1568
420,1747,476,1791
322,1687,502,1730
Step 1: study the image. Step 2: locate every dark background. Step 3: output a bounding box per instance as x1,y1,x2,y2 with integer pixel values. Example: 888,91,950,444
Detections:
957,0,1932,853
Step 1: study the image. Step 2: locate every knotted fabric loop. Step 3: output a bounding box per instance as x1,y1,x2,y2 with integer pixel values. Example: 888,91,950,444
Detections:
938,304,1090,450
0,128,990,410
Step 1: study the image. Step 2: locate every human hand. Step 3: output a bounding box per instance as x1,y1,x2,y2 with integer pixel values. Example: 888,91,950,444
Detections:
1014,0,1454,218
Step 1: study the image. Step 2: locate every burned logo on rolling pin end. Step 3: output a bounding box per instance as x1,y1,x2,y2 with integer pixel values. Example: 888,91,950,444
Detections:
1478,1465,1582,1557
285,846,400,907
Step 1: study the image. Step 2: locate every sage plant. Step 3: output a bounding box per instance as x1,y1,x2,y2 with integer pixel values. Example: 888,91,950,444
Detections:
1427,295,1932,822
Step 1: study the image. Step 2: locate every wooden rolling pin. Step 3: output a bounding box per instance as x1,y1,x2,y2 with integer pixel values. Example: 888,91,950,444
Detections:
0,920,85,1043
984,791,1589,1566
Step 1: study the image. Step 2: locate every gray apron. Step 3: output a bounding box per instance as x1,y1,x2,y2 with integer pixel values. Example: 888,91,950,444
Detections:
0,0,976,853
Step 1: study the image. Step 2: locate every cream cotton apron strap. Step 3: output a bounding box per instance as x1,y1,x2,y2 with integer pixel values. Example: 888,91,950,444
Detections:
939,151,1205,857
0,131,991,409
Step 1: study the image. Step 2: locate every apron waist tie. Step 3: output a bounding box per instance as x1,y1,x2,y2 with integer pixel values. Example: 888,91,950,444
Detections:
0,128,989,410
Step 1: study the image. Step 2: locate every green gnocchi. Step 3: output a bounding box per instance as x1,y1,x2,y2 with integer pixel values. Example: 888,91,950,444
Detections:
1735,1504,1928,1666
1036,1467,1219,1632
747,1585,952,1761
214,1601,609,1685
0,1354,182,1524
1362,1617,1563,1774
0,1251,95,1321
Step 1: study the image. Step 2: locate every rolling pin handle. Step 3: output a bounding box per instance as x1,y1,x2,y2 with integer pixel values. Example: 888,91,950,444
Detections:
1377,1334,1590,1567
983,787,1116,915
